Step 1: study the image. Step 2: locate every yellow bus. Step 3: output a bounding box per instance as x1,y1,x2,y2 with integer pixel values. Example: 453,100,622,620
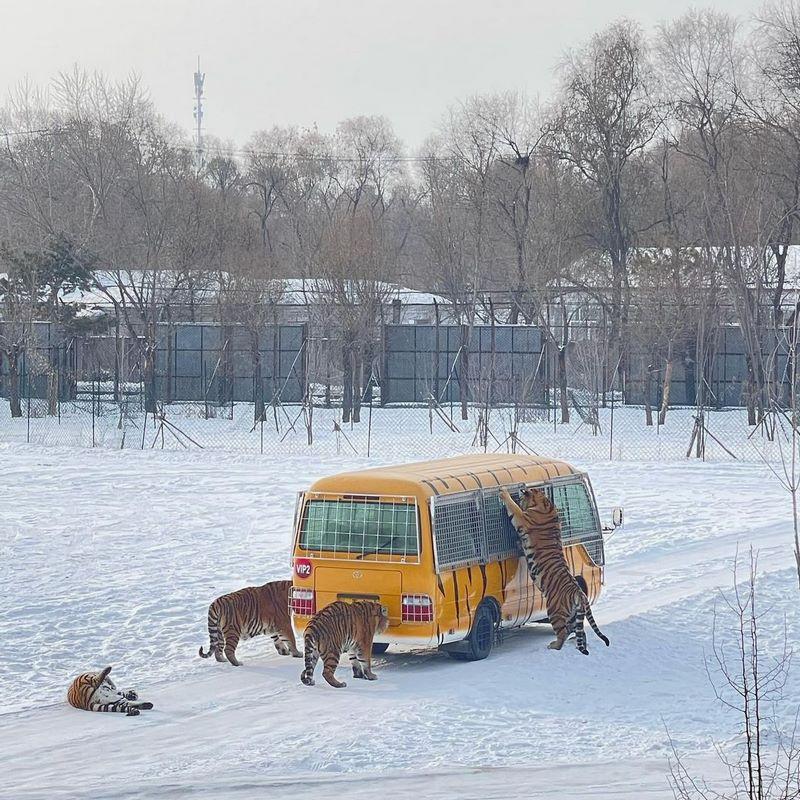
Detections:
290,453,617,660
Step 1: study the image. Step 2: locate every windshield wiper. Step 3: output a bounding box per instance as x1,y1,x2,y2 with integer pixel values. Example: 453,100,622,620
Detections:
355,537,394,559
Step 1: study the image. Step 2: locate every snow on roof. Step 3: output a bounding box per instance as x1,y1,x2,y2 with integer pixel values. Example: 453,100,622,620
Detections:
276,278,447,306
58,273,448,309
779,246,800,285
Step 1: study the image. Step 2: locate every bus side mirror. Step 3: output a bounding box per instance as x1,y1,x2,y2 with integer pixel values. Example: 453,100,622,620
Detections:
612,507,623,527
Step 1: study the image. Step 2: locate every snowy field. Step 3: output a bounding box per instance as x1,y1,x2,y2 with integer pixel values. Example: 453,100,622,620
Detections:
1,442,799,799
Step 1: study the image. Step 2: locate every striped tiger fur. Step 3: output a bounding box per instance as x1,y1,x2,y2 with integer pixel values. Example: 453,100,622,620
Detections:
67,666,153,716
301,600,390,688
499,487,610,655
199,579,300,666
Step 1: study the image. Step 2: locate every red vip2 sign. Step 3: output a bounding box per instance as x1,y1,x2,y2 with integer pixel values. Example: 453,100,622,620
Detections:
294,558,313,579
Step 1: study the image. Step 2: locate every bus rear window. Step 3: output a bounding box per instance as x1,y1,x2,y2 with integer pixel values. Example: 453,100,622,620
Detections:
298,497,419,558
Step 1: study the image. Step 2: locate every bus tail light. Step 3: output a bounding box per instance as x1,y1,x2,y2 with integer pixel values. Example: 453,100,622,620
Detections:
402,594,433,622
290,587,315,616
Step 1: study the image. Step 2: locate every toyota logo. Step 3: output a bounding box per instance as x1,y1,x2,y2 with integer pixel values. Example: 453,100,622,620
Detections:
352,570,363,579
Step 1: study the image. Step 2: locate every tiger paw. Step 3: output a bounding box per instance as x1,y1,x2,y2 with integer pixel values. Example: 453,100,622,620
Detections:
364,672,378,681
123,690,138,701
139,702,154,710
126,707,141,717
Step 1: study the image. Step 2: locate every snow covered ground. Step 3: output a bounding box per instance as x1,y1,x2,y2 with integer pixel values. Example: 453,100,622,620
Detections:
1,443,798,798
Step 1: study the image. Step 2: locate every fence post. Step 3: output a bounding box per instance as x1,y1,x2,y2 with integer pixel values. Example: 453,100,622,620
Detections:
609,386,615,461
25,362,31,444
459,323,470,422
202,358,208,419
433,304,441,403
57,354,62,424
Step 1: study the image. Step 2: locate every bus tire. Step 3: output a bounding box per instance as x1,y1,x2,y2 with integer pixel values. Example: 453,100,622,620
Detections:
371,643,389,654
446,603,495,662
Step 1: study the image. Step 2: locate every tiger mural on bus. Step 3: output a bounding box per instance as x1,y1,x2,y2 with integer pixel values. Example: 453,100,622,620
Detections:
499,487,610,655
199,579,300,666
300,600,390,688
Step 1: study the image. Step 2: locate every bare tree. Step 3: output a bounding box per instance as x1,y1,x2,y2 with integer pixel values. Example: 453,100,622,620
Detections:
656,10,779,426
0,235,92,416
313,209,398,424
243,125,331,261
334,115,403,217
758,299,800,589
630,247,703,426
668,550,799,799
750,2,800,411
0,252,36,417
418,98,508,419
549,20,659,389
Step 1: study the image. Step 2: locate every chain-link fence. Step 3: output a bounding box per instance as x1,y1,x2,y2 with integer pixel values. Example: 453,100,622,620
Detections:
0,380,792,465
1,317,796,465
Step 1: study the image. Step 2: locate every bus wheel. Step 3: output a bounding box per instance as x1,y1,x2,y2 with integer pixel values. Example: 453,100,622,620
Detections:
447,603,495,662
371,643,389,654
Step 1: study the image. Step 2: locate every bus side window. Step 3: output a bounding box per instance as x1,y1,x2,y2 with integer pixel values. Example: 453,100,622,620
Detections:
552,482,595,544
551,484,573,532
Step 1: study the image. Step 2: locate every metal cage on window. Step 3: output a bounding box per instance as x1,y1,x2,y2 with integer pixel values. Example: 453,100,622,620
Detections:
430,478,603,573
297,492,421,563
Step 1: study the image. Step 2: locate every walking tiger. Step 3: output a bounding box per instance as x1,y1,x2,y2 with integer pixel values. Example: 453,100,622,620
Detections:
67,666,154,716
499,487,610,655
301,600,390,688
199,579,300,666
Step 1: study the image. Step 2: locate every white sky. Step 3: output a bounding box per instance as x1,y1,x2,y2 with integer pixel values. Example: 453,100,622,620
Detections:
2,0,756,150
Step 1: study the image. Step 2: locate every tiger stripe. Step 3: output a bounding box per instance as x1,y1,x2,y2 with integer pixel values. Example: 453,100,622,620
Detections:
446,474,468,491
464,573,473,625
485,469,502,486
466,472,484,488
199,579,300,666
452,571,461,623
300,600,389,688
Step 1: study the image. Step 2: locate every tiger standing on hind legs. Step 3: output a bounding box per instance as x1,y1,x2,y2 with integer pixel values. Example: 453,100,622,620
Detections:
499,487,610,655
198,579,301,666
301,600,390,688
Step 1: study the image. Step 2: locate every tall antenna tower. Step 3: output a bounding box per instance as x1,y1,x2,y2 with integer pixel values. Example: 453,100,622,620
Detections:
193,57,205,171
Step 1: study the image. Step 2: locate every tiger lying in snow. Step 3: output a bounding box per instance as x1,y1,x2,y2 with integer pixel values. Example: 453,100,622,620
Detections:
499,487,610,655
67,666,154,716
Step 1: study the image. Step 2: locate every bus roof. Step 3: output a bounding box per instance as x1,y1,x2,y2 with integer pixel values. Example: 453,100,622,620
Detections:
306,453,580,499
